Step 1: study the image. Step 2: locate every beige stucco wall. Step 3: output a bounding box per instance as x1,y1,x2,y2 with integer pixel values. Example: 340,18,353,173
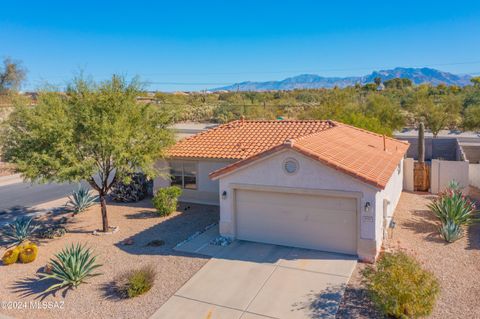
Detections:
153,159,233,205
215,149,398,262
469,163,480,188
403,158,414,192
375,158,404,244
430,159,469,194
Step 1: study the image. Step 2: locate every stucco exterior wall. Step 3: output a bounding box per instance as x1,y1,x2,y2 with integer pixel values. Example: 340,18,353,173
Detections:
153,159,233,205
375,158,404,243
431,159,469,194
469,164,480,188
403,158,414,192
216,149,388,262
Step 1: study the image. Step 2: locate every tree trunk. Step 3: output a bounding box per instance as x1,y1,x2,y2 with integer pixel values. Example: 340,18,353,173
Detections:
99,193,109,232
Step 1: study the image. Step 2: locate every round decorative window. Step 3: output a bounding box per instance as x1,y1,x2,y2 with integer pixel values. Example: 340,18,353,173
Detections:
283,158,299,174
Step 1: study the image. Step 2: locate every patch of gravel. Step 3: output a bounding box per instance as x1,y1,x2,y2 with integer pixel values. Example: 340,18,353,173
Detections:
0,200,218,319
337,191,480,319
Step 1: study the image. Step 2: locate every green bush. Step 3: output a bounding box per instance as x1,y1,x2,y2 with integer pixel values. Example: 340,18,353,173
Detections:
115,265,156,298
152,186,182,216
362,252,440,319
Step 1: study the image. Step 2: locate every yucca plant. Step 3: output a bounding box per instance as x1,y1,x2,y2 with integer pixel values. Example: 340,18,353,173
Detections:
40,243,102,292
66,185,98,215
2,216,38,246
439,220,463,243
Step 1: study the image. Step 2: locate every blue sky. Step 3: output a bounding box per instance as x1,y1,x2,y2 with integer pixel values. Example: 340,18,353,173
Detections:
1,0,480,91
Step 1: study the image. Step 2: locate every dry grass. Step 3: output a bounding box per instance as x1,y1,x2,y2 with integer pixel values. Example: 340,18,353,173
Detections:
0,200,218,319
337,191,480,318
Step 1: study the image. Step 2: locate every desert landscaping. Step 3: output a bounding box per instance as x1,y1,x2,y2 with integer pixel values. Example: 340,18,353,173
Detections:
0,200,218,319
338,191,480,318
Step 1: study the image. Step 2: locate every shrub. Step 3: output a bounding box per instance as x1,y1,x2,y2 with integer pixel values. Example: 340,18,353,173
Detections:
67,184,98,214
18,242,38,263
363,252,440,318
40,243,102,292
110,173,152,202
114,265,156,298
152,186,182,216
2,216,38,246
2,247,20,265
38,226,67,239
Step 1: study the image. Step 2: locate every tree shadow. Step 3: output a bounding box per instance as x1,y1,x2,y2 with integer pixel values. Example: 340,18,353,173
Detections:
115,202,219,257
125,210,158,219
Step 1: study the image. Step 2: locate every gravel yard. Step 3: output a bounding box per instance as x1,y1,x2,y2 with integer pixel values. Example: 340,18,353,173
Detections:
337,191,480,318
0,200,218,319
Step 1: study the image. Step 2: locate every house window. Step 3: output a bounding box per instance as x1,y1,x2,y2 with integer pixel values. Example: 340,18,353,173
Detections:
170,161,197,190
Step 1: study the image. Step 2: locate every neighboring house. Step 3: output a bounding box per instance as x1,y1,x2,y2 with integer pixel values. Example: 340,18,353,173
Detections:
155,120,409,261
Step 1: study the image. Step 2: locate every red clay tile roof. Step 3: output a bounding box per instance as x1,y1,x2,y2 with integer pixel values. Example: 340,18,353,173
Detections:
167,120,335,160
207,121,409,189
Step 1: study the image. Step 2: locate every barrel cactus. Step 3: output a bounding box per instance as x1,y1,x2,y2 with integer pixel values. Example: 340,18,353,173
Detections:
2,247,20,265
18,242,38,263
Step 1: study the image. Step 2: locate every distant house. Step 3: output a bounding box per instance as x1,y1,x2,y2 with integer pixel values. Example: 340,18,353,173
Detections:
155,120,408,261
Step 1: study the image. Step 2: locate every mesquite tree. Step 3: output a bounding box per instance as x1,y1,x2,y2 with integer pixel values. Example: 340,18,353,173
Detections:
1,76,173,232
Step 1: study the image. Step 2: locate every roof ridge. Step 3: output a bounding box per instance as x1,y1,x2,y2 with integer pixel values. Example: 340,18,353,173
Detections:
290,120,337,143
331,121,409,145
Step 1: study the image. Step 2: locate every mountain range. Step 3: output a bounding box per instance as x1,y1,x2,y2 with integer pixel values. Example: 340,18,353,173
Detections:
213,67,472,91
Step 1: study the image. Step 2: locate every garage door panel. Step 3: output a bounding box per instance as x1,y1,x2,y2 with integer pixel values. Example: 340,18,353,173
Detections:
236,189,357,255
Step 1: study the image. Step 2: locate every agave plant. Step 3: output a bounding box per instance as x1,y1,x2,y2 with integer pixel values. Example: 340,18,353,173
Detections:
439,220,463,243
428,190,477,226
40,243,102,292
2,216,38,246
66,185,97,214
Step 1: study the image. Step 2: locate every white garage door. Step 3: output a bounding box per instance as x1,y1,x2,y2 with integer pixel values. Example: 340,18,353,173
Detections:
235,189,357,255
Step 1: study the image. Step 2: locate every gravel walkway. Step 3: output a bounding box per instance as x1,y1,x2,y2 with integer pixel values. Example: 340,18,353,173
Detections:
0,200,218,319
337,191,480,318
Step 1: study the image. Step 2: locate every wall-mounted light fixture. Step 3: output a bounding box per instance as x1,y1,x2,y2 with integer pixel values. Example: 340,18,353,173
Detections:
364,202,371,212
222,190,227,199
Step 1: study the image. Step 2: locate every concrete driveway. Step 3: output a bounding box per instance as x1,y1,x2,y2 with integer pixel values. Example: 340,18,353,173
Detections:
152,240,356,319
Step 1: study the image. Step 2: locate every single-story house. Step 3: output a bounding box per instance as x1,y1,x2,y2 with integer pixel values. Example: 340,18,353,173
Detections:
154,120,409,261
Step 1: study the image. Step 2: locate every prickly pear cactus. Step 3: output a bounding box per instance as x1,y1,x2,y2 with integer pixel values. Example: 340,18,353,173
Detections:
109,173,153,202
